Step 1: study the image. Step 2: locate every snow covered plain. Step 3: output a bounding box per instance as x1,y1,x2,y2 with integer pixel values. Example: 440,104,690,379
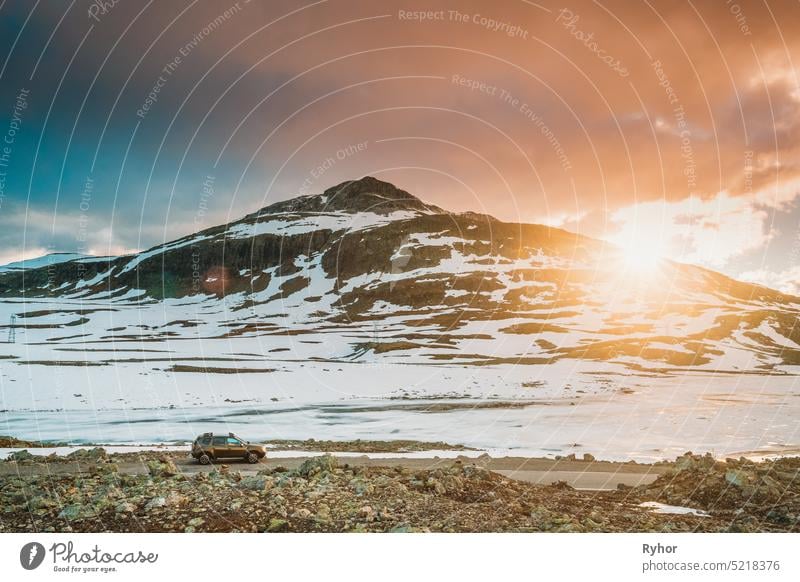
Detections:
1,293,798,462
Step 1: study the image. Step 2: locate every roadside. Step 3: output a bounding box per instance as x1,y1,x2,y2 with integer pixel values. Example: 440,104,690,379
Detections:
0,434,669,490
0,451,668,490
1,446,798,533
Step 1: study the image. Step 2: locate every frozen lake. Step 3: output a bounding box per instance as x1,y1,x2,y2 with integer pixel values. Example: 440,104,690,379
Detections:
2,364,798,462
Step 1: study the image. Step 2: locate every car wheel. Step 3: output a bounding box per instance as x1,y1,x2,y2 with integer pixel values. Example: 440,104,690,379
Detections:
198,453,211,465
246,452,259,464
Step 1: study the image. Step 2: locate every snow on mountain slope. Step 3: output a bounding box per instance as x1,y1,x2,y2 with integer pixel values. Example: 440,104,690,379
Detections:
0,178,800,373
0,177,798,414
0,253,93,273
1,177,799,457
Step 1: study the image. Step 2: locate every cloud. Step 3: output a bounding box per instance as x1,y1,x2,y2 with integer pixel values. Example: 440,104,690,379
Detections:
0,246,49,267
609,180,800,269
2,0,800,288
739,266,800,296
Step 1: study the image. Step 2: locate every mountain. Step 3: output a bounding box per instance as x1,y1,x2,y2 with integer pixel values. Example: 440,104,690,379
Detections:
1,176,799,377
0,252,96,273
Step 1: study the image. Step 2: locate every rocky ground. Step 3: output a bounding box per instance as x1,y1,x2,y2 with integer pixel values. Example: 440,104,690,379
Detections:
1,449,798,533
0,435,68,448
629,452,800,529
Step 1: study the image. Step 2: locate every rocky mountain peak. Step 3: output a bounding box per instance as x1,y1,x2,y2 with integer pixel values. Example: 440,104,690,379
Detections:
248,176,444,219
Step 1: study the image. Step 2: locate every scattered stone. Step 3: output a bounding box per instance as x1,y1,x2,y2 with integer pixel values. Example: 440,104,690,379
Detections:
115,502,135,513
147,457,178,478
315,503,332,524
349,477,374,496
58,504,93,521
725,469,747,487
7,450,36,462
295,454,338,478
2,452,798,533
238,475,273,492
145,496,167,511
67,447,108,461
266,518,288,532
164,491,185,507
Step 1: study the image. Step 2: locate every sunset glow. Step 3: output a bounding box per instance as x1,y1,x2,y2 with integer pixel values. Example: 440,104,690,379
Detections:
619,240,666,274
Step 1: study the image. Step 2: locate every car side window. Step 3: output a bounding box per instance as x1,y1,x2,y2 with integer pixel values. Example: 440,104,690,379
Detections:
212,436,226,446
227,437,242,445
200,437,212,445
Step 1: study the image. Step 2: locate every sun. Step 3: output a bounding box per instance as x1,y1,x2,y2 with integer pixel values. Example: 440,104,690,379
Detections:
619,240,666,273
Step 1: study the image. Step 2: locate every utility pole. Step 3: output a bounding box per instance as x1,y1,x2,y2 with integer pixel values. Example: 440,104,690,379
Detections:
8,314,17,343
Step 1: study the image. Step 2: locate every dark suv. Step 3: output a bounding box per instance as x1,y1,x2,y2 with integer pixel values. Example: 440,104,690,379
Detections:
191,433,267,464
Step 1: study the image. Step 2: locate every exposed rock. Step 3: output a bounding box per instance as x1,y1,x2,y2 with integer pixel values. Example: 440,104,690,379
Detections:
238,475,273,492
147,457,179,478
0,436,67,448
315,503,332,524
7,450,36,462
58,504,94,521
3,452,798,533
266,518,288,532
634,455,800,527
115,502,135,513
66,447,108,461
349,477,374,496
725,469,747,487
144,496,167,511
295,454,338,478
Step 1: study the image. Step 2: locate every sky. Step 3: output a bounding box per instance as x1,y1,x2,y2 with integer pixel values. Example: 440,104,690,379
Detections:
0,0,798,293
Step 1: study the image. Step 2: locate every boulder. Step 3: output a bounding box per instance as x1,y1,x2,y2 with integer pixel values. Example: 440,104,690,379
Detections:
7,450,36,462
144,496,167,510
725,469,747,487
67,447,108,461
115,501,135,513
147,457,179,478
348,477,374,496
238,475,273,492
187,517,205,528
58,504,94,521
266,518,288,532
315,503,332,524
295,454,338,478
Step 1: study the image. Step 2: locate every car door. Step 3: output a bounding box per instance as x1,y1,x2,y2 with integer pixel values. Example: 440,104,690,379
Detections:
211,436,227,458
227,437,246,458
197,436,211,455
